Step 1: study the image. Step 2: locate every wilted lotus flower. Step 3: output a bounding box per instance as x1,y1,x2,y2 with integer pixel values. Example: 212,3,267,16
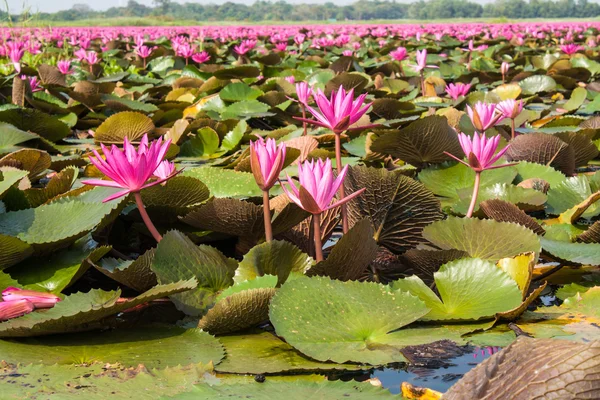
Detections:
467,102,501,133
2,287,60,309
444,132,514,217
282,158,365,261
445,82,471,100
250,137,286,242
192,51,210,64
82,134,176,242
560,43,583,56
0,299,34,321
57,60,72,75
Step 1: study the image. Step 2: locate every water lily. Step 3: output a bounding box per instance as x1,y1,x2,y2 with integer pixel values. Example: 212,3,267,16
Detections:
560,43,583,56
0,299,34,321
413,49,438,95
501,61,510,83
192,51,210,64
250,137,286,242
496,99,524,139
467,102,501,133
293,82,314,136
81,134,176,242
389,46,407,76
445,82,471,100
445,132,514,217
2,287,60,309
282,158,365,260
57,60,72,75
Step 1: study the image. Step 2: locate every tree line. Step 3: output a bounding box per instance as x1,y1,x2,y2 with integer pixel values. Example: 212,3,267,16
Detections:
8,0,600,22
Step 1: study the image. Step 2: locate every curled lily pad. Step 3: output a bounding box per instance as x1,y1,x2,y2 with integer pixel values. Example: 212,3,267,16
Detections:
480,199,545,235
422,217,541,261
0,167,28,197
344,166,443,254
94,248,157,292
0,148,51,180
541,238,600,266
370,116,462,166
391,258,522,321
94,111,155,144
505,133,575,175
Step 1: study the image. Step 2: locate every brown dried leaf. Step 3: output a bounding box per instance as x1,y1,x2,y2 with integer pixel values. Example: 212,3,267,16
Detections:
505,133,576,175
480,199,545,235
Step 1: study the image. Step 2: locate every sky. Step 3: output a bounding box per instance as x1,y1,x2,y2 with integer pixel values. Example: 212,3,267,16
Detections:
5,0,358,14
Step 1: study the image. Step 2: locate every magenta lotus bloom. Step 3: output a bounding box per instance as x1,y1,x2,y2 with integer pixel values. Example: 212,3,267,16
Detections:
390,47,407,61
153,160,176,181
414,49,437,72
192,51,210,64
81,134,173,202
467,102,501,132
2,287,60,309
84,51,100,65
282,158,364,215
7,41,25,73
295,82,313,105
445,83,471,100
0,299,34,321
250,137,286,192
501,61,510,82
496,99,524,119
136,45,154,59
300,87,371,135
560,43,583,55
57,60,72,75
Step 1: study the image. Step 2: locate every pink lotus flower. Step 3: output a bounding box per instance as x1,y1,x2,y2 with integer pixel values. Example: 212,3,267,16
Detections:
285,75,296,84
21,75,41,92
135,45,154,59
467,102,501,132
496,99,524,119
294,34,306,46
81,134,174,202
295,82,313,105
275,42,287,52
281,158,364,215
2,287,60,309
414,49,437,72
177,44,195,63
57,60,72,75
560,43,583,55
445,82,471,100
84,51,100,65
342,50,353,57
153,160,175,181
390,47,407,61
74,48,88,62
250,137,286,191
192,51,210,64
6,41,25,73
299,87,372,134
447,132,511,173
0,299,34,321
501,61,510,76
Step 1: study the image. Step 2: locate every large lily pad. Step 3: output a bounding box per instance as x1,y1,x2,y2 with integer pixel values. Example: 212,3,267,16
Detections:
0,326,223,368
151,231,236,316
541,238,600,266
183,167,264,198
94,249,157,292
422,217,541,261
0,167,28,197
370,116,462,166
269,276,429,365
546,175,600,218
94,111,155,144
506,133,575,175
0,108,70,142
390,258,523,321
344,166,443,253
0,279,196,337
0,122,38,153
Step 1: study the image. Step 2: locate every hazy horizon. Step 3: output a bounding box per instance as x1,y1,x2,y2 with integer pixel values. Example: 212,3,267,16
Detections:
4,0,362,14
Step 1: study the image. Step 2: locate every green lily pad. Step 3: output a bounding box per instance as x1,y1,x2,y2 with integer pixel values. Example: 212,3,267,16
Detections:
165,378,400,399
220,82,264,102
221,100,271,120
94,248,157,292
101,94,159,113
0,234,32,270
546,175,600,218
141,176,210,218
453,183,547,215
0,122,38,153
217,275,278,301
422,217,541,261
269,276,429,365
151,231,236,316
183,167,265,198
235,240,313,286
8,235,110,294
0,108,70,142
391,258,523,321
0,279,197,337
94,111,155,144
213,66,261,80
216,330,363,374
0,167,28,197
344,166,443,254
514,161,566,187
179,127,221,158
418,161,517,200
519,75,557,95
0,326,223,368
540,238,600,266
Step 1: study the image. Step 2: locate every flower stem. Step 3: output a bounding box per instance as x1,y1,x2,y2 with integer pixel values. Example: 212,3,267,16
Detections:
262,189,273,242
466,171,481,218
511,118,516,140
420,71,426,96
301,105,307,136
134,191,162,243
312,213,323,262
334,133,349,234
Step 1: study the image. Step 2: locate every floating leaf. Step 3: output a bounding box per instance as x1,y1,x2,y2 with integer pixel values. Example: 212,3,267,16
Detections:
0,279,196,337
0,326,223,368
480,199,545,235
422,217,541,261
506,133,575,175
541,238,600,266
270,276,429,365
94,111,155,144
0,148,51,179
0,167,28,197
519,75,557,95
219,82,263,102
0,108,70,142
235,240,313,285
181,198,263,238
183,167,264,198
0,122,38,153
344,166,443,253
151,231,236,316
546,175,600,218
391,258,522,321
370,116,462,166
94,249,157,292
514,161,565,187
453,183,547,214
